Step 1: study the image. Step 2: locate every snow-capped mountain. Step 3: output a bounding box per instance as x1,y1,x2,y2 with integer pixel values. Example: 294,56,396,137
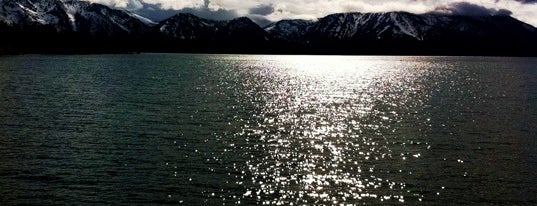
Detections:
157,13,222,40
264,11,537,55
154,14,270,52
157,14,268,42
264,19,313,42
0,1,536,55
308,12,428,40
0,0,72,31
68,1,148,36
266,11,537,42
0,0,149,36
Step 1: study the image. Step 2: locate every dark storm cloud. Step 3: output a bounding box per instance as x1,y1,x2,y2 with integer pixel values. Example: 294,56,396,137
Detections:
249,4,275,16
174,7,239,21
434,2,512,16
134,3,178,21
514,0,537,4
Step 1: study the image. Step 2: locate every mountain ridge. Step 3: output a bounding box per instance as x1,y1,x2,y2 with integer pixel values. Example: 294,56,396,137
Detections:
1,0,536,56
267,11,537,55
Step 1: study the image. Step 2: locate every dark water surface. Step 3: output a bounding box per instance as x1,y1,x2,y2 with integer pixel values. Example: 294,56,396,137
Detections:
0,54,536,205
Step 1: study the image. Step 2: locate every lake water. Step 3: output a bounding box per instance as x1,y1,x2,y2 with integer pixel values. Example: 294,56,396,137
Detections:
0,54,536,205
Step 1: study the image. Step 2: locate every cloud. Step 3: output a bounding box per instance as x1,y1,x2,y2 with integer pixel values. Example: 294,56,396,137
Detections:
249,4,275,16
433,2,512,16
145,3,237,21
84,0,537,27
88,0,204,10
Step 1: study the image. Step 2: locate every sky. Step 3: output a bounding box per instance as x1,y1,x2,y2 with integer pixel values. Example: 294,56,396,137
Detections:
86,0,537,26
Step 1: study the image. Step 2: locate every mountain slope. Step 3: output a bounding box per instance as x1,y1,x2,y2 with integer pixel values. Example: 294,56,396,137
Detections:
269,12,537,42
66,1,148,37
0,0,149,36
0,0,151,53
154,14,270,52
0,0,72,31
266,12,537,55
157,13,221,40
264,19,314,43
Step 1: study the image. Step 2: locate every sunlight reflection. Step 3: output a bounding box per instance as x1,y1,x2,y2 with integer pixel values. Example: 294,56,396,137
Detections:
223,55,435,204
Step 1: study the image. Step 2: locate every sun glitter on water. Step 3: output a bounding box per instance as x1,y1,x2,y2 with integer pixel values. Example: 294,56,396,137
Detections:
218,55,435,204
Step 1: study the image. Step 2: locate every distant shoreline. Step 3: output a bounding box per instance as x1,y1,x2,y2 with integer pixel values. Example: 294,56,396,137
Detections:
2,51,537,58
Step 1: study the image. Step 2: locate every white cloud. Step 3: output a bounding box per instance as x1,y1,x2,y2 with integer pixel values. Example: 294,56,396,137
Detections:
84,0,537,26
259,0,431,21
87,0,204,10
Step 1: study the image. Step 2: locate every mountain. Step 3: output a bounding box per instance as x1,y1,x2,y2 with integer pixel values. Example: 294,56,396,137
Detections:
264,19,314,43
0,1,536,55
0,0,149,53
153,14,270,53
265,12,537,55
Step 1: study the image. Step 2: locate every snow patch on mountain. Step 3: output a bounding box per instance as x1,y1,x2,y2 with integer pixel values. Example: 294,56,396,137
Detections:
264,19,313,40
0,0,62,26
0,0,151,35
61,1,79,30
126,11,155,25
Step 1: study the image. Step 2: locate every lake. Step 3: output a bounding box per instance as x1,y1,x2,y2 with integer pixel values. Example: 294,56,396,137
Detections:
0,54,536,205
